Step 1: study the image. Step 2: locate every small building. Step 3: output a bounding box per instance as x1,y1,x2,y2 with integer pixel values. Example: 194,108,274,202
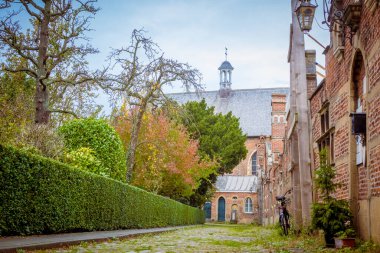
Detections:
212,175,258,223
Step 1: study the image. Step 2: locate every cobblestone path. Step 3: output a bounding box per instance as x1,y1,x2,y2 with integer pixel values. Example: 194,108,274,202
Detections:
32,224,377,253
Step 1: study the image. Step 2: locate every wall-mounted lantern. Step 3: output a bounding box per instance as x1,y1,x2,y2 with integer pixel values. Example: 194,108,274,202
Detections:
295,0,317,32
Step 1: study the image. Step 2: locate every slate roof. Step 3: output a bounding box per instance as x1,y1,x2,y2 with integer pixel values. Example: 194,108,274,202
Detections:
215,175,258,192
218,61,234,70
168,87,289,137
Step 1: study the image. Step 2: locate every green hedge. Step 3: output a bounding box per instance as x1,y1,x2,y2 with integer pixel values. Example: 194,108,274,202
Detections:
0,144,204,236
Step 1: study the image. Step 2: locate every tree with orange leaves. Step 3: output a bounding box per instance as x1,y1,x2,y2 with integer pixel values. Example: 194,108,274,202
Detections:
114,105,216,202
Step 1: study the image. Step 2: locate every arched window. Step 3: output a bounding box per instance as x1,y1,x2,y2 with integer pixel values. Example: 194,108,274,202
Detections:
245,197,253,213
251,152,258,176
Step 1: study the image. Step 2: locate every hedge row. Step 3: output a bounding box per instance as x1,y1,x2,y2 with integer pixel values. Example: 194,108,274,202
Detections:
0,144,204,236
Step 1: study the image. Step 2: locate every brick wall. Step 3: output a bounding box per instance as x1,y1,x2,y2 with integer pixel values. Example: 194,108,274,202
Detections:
232,137,261,176
308,0,380,242
369,145,380,196
211,192,258,224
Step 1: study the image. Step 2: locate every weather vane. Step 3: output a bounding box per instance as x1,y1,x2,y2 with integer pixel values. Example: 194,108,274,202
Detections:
225,47,228,60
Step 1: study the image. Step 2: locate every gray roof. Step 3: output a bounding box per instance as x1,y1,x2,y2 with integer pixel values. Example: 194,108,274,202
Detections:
168,88,289,136
215,175,258,192
218,61,234,70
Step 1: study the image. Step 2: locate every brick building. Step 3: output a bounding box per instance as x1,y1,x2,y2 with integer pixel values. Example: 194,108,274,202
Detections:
261,2,380,244
169,57,288,224
309,0,380,243
261,94,289,225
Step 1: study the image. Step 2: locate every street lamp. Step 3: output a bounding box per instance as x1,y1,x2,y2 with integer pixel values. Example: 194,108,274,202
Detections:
295,0,317,32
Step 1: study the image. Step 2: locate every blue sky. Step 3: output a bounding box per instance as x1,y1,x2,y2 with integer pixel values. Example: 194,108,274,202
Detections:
86,0,330,94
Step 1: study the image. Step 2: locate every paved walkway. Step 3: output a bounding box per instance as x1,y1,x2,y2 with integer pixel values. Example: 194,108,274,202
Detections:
0,226,191,252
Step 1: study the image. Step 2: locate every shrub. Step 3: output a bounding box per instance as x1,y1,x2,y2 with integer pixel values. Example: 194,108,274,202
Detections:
15,124,64,159
0,144,204,236
64,147,109,177
59,118,126,182
311,149,353,246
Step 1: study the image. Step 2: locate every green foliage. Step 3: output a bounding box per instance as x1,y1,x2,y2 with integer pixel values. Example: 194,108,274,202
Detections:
335,228,356,239
312,149,354,241
314,149,339,201
180,99,247,175
0,144,205,236
312,200,352,236
64,147,109,177
59,118,126,181
177,99,247,206
0,60,35,144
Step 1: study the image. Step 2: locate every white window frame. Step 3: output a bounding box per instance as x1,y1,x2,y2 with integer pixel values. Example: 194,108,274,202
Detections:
245,197,253,213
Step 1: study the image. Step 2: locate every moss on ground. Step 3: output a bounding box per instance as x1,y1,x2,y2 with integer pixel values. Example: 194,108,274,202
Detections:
30,224,380,253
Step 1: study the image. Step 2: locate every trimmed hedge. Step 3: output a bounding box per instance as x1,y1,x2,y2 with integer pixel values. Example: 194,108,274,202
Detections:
0,144,204,236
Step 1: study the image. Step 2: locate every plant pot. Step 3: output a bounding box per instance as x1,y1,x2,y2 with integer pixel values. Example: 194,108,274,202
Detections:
324,233,335,248
334,238,356,248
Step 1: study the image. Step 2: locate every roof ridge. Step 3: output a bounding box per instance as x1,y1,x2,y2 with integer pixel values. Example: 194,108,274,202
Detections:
167,87,289,96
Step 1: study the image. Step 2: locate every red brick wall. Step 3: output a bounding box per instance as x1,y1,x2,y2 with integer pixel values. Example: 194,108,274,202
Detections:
308,1,380,242
232,137,261,176
369,145,380,196
211,192,258,223
368,93,380,141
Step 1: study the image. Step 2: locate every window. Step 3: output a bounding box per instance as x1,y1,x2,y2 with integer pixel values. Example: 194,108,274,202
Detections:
245,198,253,213
232,196,237,200
318,107,334,164
251,152,258,176
320,109,329,134
332,22,344,61
356,97,363,165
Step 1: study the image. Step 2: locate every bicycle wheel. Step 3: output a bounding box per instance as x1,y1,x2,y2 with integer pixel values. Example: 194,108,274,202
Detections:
280,216,288,235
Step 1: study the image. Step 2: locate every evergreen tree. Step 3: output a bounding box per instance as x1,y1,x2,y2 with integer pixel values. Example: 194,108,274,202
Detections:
178,99,247,206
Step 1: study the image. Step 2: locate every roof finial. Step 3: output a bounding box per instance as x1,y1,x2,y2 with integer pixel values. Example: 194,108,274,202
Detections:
225,46,228,61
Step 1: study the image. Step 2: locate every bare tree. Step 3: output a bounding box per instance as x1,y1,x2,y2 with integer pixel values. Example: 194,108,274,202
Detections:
100,29,203,182
0,0,99,124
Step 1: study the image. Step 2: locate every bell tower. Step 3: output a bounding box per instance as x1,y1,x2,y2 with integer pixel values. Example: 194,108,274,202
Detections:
218,47,234,97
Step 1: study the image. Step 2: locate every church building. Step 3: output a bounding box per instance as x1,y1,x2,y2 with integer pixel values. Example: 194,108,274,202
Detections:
169,54,288,224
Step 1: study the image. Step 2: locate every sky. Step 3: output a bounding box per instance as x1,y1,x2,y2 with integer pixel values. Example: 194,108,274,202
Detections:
86,0,331,95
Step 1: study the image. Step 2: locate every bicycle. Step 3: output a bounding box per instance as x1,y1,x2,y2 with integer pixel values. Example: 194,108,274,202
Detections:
275,189,291,236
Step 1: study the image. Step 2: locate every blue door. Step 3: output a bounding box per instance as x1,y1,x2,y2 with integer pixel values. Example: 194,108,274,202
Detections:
218,197,225,221
204,202,211,219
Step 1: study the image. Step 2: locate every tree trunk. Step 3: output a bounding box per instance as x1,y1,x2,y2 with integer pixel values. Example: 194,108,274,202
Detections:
126,102,147,182
35,0,51,124
34,80,50,124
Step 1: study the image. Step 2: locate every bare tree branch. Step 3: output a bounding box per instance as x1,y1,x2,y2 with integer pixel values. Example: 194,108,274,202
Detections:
49,109,80,118
102,29,203,182
0,0,99,124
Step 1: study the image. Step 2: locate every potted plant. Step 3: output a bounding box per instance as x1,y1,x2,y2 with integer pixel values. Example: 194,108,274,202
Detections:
311,149,355,248
334,228,356,248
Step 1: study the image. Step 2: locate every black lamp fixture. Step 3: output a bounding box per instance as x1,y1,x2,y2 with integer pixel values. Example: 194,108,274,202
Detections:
317,0,363,43
295,0,317,32
293,0,364,46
